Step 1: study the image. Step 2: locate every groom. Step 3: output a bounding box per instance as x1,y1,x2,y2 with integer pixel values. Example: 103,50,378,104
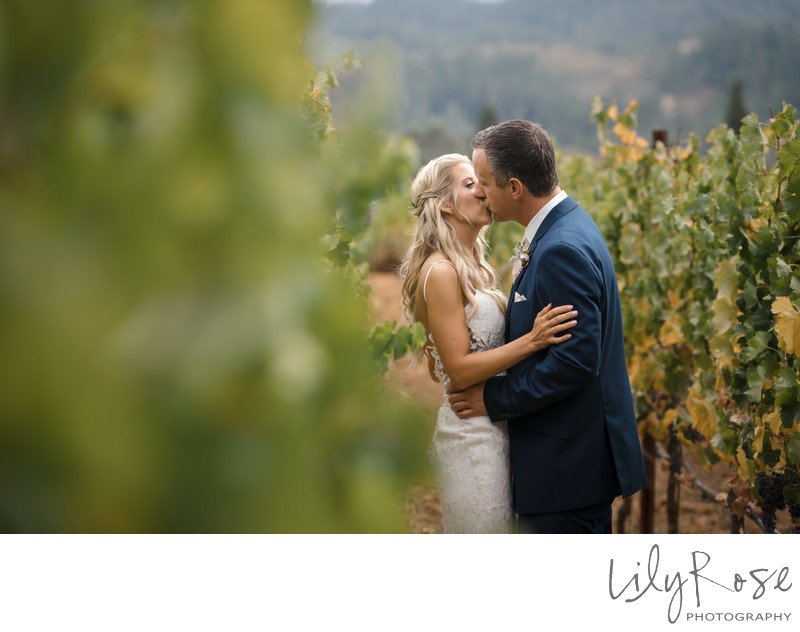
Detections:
448,120,647,534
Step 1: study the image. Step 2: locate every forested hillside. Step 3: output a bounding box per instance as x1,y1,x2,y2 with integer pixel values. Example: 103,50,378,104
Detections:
309,0,800,157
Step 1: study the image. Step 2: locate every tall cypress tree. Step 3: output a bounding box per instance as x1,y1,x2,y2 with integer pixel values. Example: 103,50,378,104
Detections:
725,79,748,134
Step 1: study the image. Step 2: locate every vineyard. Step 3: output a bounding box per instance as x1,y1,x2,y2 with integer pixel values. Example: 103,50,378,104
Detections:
361,98,800,534
564,99,800,533
1,0,798,534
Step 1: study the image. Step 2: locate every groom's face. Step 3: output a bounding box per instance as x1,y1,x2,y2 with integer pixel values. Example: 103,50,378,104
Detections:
472,148,512,222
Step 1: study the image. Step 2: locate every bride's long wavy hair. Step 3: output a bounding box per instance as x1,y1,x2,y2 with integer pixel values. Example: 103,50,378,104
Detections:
400,153,506,323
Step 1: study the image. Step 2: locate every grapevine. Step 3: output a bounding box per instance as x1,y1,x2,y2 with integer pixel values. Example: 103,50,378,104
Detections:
304,53,428,373
583,98,800,532
488,97,800,532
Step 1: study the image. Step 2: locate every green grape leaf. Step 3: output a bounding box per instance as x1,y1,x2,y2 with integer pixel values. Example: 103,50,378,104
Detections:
741,279,760,309
367,320,397,374
713,258,738,299
768,256,793,294
745,364,767,403
590,95,607,125
777,139,800,183
325,236,352,267
741,330,772,363
774,366,799,407
771,113,793,139
788,433,800,465
709,333,736,363
784,172,800,223
389,322,427,359
368,321,427,374
785,483,800,505
618,223,641,266
712,296,738,334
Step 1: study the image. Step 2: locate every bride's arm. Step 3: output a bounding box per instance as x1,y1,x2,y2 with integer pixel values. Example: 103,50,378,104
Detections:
425,262,576,391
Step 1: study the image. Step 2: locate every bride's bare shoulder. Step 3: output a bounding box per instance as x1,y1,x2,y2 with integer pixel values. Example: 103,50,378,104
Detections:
420,254,460,304
421,253,456,279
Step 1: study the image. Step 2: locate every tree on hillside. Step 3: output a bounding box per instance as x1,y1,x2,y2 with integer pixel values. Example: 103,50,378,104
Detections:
476,104,500,131
725,78,748,134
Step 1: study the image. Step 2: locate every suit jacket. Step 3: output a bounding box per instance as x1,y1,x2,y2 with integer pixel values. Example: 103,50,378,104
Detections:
484,196,647,514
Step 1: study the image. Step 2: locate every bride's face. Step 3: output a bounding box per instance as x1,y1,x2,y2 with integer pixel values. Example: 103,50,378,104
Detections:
448,163,494,228
472,148,512,222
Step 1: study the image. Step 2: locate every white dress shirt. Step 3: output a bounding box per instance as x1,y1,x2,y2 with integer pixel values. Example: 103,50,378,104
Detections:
521,190,568,250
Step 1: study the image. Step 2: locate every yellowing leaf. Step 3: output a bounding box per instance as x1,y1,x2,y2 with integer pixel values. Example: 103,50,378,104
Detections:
627,353,640,382
710,341,732,370
662,408,679,427
633,335,658,355
687,387,717,439
626,146,645,162
754,419,766,458
736,445,751,481
772,296,800,355
613,122,637,145
763,410,783,436
713,258,738,300
628,354,662,390
608,104,619,121
646,411,669,441
659,319,683,346
745,217,767,239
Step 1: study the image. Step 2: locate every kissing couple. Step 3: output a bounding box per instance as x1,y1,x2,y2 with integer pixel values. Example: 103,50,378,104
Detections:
399,119,647,534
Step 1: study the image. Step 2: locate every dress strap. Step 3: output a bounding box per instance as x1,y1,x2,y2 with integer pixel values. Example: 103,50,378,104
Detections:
423,259,456,303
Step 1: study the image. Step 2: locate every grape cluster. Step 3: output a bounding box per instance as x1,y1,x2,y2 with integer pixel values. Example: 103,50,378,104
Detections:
788,500,800,534
682,423,705,443
756,471,789,533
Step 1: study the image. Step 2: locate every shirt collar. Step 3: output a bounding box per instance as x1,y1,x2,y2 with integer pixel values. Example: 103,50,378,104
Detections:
522,190,568,248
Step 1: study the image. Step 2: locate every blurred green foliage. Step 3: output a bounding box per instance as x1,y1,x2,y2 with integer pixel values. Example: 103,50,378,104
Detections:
0,0,430,533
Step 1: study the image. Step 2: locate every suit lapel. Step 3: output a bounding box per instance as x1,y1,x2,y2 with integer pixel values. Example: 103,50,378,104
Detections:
504,243,533,342
530,196,578,249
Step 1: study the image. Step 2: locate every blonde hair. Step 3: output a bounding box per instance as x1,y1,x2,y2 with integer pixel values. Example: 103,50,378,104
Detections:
400,153,506,323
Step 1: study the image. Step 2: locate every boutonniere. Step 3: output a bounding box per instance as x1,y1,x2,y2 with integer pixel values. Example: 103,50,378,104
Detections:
510,242,530,278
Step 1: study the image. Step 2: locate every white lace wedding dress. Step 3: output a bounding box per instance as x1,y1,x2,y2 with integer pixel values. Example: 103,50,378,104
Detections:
424,263,513,533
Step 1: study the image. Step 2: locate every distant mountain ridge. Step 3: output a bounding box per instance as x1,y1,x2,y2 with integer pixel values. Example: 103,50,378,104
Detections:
309,0,800,156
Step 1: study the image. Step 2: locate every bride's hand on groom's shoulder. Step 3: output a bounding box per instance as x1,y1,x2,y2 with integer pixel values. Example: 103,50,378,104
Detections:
447,382,487,419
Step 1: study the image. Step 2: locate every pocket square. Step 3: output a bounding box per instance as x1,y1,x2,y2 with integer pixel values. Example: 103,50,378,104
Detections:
514,292,527,303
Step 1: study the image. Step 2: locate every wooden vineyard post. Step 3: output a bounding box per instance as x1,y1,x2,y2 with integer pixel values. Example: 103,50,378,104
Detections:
616,496,632,534
728,489,745,534
640,431,656,533
652,129,668,147
667,424,682,533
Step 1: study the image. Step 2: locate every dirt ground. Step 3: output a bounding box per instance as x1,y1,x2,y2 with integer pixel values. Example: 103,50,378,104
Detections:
368,272,791,534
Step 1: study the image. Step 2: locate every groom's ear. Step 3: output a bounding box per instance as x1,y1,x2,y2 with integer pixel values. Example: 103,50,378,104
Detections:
508,178,525,200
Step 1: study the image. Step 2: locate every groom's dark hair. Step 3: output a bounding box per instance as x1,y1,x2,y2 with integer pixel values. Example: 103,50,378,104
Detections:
471,119,559,197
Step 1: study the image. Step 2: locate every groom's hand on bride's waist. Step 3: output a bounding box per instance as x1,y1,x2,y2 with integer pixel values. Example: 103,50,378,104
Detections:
448,382,487,419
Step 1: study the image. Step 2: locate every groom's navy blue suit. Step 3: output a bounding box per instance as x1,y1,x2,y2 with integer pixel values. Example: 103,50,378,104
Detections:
484,195,647,528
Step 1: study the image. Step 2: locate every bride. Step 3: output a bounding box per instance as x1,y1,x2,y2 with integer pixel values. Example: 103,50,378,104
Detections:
399,153,577,533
